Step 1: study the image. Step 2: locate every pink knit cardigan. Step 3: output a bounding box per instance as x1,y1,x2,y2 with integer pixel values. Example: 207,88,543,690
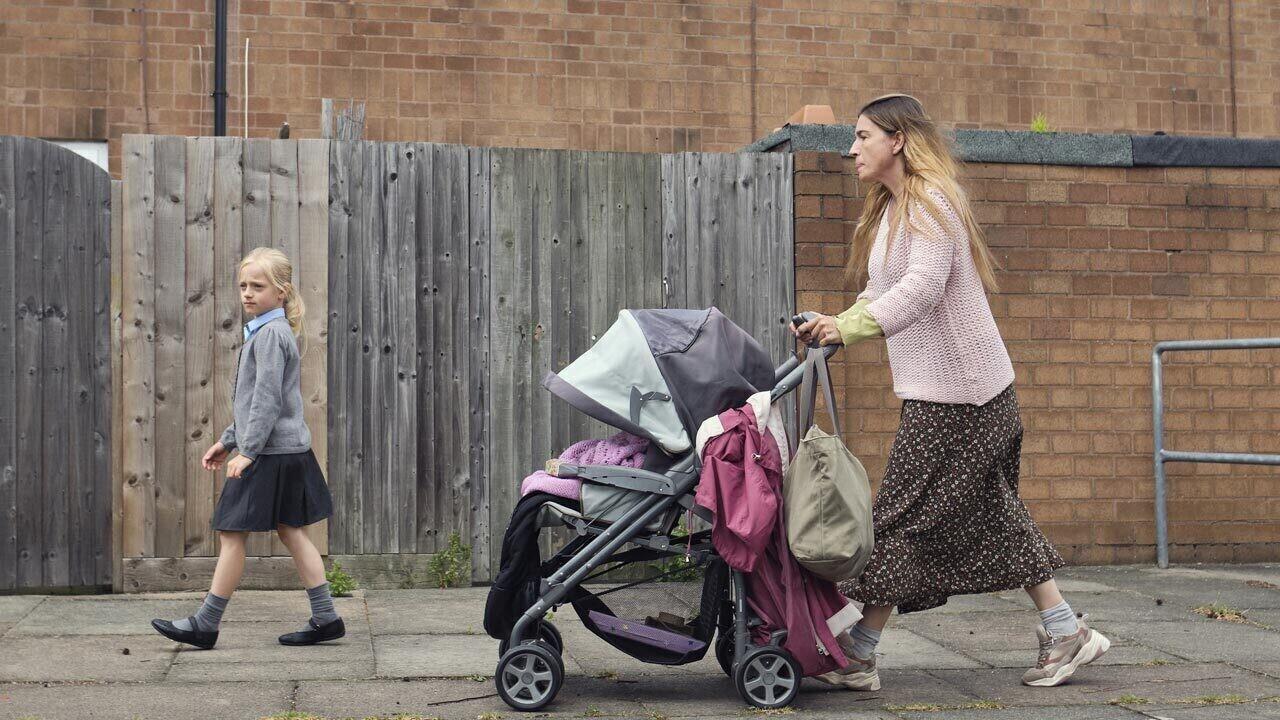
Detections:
859,187,1015,406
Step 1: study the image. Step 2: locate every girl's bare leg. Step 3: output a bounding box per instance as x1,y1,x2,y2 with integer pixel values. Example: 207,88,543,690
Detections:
277,523,326,588
210,530,249,598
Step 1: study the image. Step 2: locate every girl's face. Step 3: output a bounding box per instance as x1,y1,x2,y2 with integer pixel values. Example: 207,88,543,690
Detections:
239,262,285,316
849,114,904,184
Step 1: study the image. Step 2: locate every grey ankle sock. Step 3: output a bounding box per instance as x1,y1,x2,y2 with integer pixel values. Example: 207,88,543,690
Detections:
841,622,882,662
306,582,339,626
174,592,229,633
1039,600,1078,638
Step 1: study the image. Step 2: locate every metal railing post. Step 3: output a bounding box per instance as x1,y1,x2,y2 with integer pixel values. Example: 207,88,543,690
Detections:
1151,338,1280,569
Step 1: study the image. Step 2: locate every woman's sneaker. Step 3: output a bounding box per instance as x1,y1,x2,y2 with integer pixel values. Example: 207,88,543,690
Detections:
1021,617,1110,687
815,654,881,691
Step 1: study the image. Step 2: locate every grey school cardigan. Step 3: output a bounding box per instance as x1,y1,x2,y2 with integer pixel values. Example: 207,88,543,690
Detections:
218,316,311,459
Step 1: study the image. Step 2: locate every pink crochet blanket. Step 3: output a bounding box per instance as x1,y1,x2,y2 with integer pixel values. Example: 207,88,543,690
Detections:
520,432,650,500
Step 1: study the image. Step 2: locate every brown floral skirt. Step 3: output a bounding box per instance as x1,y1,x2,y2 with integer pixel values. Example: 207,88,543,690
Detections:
839,384,1064,614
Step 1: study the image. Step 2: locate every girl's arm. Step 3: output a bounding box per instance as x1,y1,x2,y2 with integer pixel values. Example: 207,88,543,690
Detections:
218,424,236,451
236,329,288,459
863,190,959,337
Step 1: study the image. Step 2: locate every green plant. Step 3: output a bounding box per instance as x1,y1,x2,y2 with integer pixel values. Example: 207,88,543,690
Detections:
1030,113,1053,133
651,520,701,582
325,561,358,597
428,531,473,588
1140,658,1172,666
1109,694,1150,705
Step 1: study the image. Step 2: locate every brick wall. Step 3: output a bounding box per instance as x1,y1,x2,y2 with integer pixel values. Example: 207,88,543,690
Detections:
3,1,1279,176
795,152,1280,565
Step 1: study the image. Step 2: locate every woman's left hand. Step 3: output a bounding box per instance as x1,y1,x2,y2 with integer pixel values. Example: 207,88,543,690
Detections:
227,454,254,479
793,314,844,347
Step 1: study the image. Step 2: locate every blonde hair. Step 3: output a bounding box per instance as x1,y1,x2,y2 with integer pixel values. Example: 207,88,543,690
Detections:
239,247,306,349
847,94,1000,292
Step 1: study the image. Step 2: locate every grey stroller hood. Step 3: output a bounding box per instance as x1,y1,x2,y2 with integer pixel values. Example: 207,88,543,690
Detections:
542,308,777,455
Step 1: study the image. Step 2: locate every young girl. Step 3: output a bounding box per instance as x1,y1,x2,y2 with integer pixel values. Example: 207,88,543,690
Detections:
151,247,341,650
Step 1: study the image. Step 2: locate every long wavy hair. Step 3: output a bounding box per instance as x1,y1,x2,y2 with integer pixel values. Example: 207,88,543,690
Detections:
846,94,999,292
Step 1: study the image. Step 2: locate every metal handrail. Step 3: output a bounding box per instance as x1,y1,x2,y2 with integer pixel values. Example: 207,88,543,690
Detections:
1152,338,1280,568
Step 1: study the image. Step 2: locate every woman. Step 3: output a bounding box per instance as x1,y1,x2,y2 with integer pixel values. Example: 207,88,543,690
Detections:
794,94,1109,690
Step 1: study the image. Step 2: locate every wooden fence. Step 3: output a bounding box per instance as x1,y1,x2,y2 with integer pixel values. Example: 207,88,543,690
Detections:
117,138,793,589
118,135,330,591
0,137,114,592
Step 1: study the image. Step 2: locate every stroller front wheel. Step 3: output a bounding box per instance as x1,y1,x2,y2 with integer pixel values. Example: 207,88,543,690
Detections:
496,640,564,712
734,646,800,710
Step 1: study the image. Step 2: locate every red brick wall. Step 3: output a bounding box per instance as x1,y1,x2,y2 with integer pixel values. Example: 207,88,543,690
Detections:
795,152,1280,565
3,1,1279,176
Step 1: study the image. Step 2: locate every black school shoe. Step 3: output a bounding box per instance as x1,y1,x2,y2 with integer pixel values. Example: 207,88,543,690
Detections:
278,616,345,646
151,617,218,650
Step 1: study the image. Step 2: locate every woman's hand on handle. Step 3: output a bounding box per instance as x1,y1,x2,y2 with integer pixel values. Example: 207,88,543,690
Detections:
792,313,844,347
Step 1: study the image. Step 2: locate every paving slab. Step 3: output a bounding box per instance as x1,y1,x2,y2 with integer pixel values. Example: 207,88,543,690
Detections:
896,610,1044,653
1057,590,1191,624
374,633,501,678
364,590,487,636
0,681,293,720
1067,567,1280,610
876,628,985,670
0,597,43,624
0,634,173,682
929,663,1280,708
299,677,647,719
165,658,375,683
1139,699,1280,719
7,596,213,636
1090,618,1280,664
894,705,1145,720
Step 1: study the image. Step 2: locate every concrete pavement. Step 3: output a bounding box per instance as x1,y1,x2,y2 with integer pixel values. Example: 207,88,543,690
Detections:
2,564,1279,719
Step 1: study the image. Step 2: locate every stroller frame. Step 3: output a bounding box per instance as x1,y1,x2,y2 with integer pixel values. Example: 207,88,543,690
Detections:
497,336,838,712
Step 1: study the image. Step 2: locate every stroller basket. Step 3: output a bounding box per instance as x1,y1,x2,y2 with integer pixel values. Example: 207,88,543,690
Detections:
571,554,729,665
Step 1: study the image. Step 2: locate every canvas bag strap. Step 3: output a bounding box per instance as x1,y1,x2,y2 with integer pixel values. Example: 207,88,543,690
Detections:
794,349,842,455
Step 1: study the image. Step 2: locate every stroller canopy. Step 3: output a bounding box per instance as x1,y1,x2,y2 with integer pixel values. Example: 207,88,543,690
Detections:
543,308,777,455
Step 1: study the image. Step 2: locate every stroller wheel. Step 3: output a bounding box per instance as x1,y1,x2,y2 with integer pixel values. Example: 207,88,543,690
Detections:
496,640,564,712
734,646,800,710
714,632,735,678
500,621,563,657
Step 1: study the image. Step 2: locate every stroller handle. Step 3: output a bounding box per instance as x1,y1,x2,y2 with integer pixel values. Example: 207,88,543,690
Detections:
772,312,839,402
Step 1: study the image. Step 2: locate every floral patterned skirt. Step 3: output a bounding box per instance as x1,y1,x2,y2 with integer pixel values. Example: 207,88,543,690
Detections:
839,384,1064,614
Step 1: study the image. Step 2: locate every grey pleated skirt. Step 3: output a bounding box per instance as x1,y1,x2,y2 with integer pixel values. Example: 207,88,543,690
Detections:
839,384,1064,614
212,450,334,532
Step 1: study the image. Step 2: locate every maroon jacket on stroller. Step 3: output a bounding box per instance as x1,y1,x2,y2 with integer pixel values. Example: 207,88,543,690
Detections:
697,402,855,676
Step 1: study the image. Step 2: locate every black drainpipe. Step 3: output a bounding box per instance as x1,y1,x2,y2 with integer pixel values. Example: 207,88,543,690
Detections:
213,0,228,136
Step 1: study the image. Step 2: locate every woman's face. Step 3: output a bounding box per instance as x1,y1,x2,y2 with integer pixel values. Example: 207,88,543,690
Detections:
849,114,903,184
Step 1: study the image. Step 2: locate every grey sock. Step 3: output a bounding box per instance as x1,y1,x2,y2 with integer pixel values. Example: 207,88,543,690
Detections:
1039,600,1079,638
174,592,229,633
841,622,882,662
306,582,339,626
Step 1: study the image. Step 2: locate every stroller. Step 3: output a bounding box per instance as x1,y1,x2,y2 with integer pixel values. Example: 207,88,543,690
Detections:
489,307,838,711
